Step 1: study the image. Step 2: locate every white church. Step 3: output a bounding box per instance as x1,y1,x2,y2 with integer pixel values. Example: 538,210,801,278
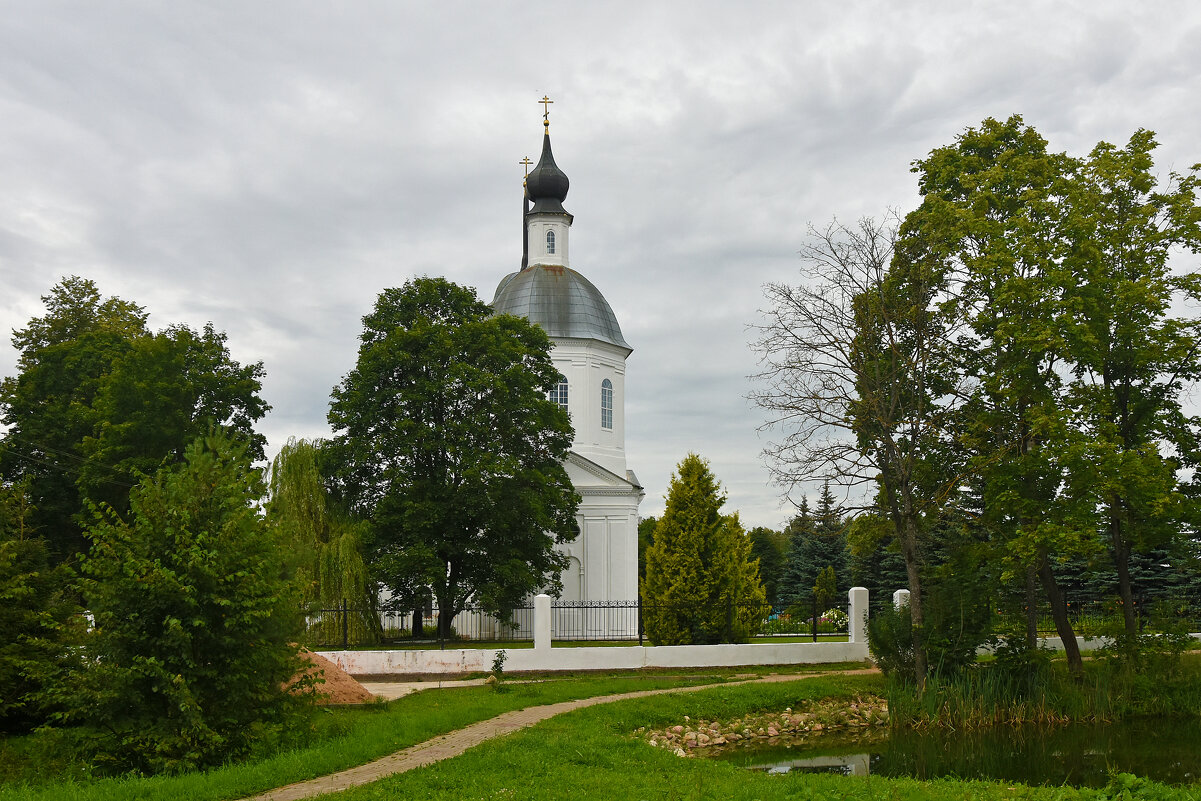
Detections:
491,112,643,606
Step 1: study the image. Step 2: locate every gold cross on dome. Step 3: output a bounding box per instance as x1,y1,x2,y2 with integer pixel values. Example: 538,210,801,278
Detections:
519,156,532,175
539,95,553,128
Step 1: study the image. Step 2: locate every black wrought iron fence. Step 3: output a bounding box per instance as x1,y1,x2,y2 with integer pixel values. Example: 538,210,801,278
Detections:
302,603,534,649
304,597,854,649
550,600,641,641
552,599,784,644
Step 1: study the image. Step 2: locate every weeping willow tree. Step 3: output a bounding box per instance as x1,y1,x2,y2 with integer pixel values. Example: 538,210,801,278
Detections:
267,438,377,645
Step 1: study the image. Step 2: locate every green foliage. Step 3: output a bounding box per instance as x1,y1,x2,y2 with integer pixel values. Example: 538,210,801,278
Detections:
0,483,81,734
746,525,787,607
641,454,768,644
51,431,312,774
867,600,916,681
847,512,910,614
779,488,851,611
79,323,269,513
812,565,837,610
266,438,376,645
636,515,657,596
327,277,579,637
0,278,268,561
887,653,1201,734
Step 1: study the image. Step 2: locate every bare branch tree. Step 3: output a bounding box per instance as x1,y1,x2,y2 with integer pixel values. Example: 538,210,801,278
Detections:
751,213,967,689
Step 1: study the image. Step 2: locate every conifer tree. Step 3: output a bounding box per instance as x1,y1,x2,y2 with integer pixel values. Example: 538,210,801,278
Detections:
642,454,767,644
748,525,788,607
779,485,849,611
0,482,79,733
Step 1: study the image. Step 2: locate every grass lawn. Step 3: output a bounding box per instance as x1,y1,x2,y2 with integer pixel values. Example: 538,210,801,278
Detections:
321,673,1199,801
0,672,741,801
5,663,1193,800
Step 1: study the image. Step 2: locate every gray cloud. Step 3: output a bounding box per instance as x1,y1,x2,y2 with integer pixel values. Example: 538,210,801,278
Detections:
3,1,1200,531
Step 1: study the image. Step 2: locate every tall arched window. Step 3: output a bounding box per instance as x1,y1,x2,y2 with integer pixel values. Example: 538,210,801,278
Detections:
601,379,613,430
549,374,568,412
546,229,556,255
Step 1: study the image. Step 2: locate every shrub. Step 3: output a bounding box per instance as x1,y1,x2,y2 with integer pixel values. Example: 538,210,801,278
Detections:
0,514,81,733
50,431,316,774
867,601,915,681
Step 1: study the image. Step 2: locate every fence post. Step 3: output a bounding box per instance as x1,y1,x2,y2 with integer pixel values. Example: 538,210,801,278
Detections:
341,598,349,650
848,587,868,644
534,594,551,650
638,599,644,646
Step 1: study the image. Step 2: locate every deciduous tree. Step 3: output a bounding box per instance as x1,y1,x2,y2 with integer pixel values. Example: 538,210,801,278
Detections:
0,278,268,561
1059,129,1201,638
266,438,376,643
327,277,579,638
753,216,964,688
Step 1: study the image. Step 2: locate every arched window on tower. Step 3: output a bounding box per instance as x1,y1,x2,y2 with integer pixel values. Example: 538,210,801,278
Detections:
601,379,613,430
546,229,556,255
549,374,568,413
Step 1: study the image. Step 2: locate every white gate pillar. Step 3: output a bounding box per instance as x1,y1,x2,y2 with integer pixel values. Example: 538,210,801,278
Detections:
534,593,552,651
848,587,869,644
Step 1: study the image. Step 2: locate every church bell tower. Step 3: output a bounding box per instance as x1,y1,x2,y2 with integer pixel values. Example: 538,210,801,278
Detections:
491,99,642,608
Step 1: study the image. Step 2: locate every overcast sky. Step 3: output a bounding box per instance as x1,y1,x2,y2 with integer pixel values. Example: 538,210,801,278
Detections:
2,2,1200,530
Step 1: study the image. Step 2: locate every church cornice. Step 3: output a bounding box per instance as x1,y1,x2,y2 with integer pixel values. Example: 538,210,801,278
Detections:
567,450,642,490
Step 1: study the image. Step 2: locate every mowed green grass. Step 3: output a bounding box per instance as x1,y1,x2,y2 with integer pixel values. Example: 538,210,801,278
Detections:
323,674,1200,801
0,672,732,801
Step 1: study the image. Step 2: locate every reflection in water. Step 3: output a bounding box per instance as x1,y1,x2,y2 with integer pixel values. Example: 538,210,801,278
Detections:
716,718,1201,788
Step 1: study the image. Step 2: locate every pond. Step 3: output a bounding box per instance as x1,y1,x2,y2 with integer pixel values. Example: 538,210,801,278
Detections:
711,717,1201,788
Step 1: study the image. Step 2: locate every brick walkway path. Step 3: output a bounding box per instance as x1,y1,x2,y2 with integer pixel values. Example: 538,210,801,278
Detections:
244,668,878,801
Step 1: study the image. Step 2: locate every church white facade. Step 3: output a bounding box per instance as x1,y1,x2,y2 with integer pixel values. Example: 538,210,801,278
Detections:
492,118,642,606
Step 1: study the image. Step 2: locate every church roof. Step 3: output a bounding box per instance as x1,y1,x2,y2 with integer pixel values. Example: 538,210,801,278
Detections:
525,131,570,216
492,264,631,352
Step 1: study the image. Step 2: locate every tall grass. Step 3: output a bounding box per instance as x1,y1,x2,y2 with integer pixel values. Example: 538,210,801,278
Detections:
889,652,1201,729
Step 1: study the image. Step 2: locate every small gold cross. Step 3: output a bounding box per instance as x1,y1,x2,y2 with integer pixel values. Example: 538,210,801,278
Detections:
519,156,532,175
539,95,553,129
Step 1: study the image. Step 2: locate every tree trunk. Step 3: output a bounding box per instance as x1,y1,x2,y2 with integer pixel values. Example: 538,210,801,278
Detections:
1038,554,1082,678
899,514,927,692
1024,565,1039,650
1109,500,1139,638
437,606,455,641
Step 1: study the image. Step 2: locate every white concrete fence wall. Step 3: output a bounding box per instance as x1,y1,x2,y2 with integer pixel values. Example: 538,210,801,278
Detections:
321,587,873,677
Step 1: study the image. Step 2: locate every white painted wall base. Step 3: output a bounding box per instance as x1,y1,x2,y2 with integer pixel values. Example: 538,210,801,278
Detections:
318,640,871,677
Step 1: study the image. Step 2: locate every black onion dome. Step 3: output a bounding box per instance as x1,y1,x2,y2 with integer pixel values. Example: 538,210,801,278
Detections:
492,264,630,352
525,133,570,215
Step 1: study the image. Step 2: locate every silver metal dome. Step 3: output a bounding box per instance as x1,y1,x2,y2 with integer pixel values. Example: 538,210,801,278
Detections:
491,264,630,352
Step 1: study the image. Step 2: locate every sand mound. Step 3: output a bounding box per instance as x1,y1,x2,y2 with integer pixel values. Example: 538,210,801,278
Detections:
295,650,375,705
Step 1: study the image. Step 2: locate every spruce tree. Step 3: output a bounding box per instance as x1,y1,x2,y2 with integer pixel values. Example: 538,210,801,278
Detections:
779,485,849,612
642,454,767,644
748,526,788,607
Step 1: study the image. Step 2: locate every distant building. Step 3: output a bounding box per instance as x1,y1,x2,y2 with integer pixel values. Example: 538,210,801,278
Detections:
492,115,643,606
